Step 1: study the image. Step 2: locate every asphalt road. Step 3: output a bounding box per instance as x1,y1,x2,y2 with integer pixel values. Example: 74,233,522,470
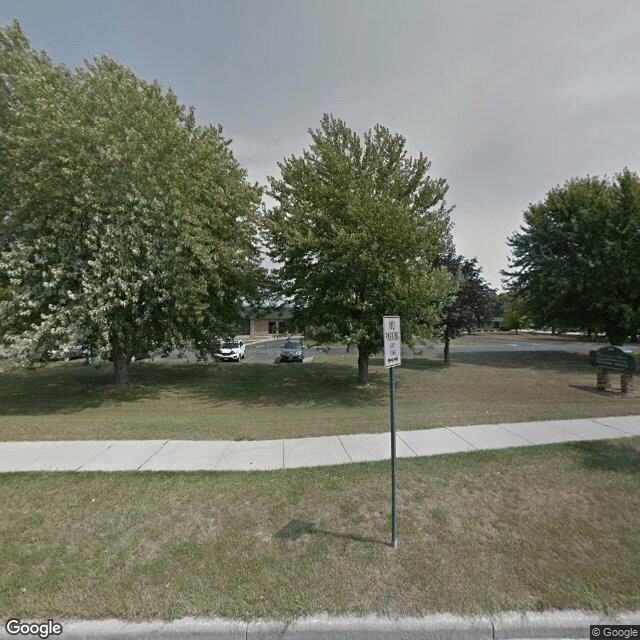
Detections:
244,339,344,363
159,336,623,365
242,336,610,365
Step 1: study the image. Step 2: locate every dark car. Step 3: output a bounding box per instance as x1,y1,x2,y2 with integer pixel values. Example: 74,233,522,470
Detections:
280,338,304,362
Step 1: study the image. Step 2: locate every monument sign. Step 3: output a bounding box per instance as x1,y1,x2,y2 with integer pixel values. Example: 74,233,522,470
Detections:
589,346,638,394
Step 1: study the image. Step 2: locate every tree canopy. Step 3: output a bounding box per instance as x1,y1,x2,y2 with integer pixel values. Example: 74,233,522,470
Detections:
500,292,531,335
0,22,263,384
434,251,493,363
503,169,640,345
266,114,457,383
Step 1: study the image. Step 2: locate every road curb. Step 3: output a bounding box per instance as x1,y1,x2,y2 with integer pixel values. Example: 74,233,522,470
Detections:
2,611,638,639
492,610,638,638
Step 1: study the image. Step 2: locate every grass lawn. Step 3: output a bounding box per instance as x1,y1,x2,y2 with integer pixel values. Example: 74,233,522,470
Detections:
0,342,638,441
1,438,639,620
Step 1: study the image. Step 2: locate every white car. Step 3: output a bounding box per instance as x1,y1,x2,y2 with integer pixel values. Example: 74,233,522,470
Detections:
216,340,245,362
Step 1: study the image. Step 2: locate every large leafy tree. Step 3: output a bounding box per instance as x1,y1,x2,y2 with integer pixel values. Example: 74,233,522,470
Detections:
503,170,640,345
434,251,493,363
0,22,263,385
266,114,456,384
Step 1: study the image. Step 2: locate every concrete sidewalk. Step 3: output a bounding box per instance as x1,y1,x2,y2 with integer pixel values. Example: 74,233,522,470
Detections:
0,415,638,472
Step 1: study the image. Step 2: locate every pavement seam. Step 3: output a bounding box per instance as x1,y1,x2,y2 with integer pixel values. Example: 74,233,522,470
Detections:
499,424,536,445
543,417,634,440
336,435,353,463
396,432,418,457
136,440,170,471
541,420,586,440
76,442,114,471
444,427,478,452
213,441,232,470
585,417,633,437
590,417,637,435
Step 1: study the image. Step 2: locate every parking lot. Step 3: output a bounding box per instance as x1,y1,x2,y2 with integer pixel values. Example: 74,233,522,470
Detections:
157,335,611,365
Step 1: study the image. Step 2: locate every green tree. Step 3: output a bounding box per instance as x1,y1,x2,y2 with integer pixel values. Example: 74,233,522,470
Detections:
500,293,531,334
266,114,456,384
434,251,493,363
0,22,263,385
489,291,508,317
503,170,640,345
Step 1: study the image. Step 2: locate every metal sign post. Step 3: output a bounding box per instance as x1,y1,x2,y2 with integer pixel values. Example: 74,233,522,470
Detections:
389,365,398,547
383,316,401,548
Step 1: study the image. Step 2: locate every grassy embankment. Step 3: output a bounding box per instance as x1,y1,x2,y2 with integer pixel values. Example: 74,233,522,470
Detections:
0,333,638,441
1,439,639,620
1,334,638,620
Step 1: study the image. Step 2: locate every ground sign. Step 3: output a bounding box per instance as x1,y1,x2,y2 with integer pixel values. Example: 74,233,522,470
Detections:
589,346,638,395
589,346,640,372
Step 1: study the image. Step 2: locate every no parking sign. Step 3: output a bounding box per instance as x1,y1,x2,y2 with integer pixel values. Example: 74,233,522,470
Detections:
383,316,401,368
383,315,400,547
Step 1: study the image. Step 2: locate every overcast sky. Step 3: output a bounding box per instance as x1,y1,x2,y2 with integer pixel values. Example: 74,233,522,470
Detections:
2,0,639,290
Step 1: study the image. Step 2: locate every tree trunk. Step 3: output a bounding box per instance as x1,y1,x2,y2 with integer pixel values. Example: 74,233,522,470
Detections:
111,336,130,387
357,347,369,385
444,337,451,364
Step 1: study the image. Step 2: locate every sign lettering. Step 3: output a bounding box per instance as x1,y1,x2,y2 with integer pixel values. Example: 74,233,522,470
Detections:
383,316,401,369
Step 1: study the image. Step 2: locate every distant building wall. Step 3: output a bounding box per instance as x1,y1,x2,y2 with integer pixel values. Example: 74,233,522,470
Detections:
476,316,503,331
250,318,269,336
247,314,293,337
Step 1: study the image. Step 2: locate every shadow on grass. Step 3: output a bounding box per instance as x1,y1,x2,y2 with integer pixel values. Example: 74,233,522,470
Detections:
274,519,390,548
0,349,600,418
0,359,387,416
572,440,640,474
383,350,593,373
570,385,636,398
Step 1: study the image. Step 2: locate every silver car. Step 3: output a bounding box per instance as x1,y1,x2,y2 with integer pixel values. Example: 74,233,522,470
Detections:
280,338,304,362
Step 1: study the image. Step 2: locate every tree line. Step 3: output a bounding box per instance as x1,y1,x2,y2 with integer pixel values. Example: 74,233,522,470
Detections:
1,22,264,386
9,21,637,387
502,171,640,344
